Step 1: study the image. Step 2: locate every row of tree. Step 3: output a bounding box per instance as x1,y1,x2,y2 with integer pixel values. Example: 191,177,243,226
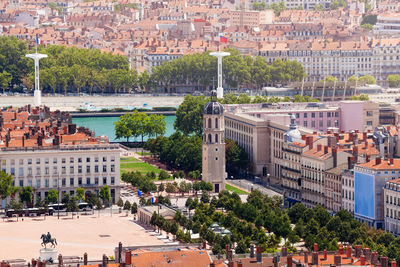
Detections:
114,111,166,142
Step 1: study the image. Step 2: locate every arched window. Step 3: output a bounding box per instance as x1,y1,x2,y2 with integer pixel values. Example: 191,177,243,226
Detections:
215,118,219,129
208,134,212,143
208,118,212,128
215,134,219,143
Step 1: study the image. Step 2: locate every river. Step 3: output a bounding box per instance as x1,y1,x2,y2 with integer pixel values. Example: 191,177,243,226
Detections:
72,115,176,142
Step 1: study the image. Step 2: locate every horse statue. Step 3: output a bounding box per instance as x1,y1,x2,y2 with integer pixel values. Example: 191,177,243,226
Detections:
40,232,57,249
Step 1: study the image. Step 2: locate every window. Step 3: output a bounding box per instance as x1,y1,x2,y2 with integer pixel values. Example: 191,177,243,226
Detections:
69,178,74,186
311,121,315,127
335,112,339,117
78,158,82,163
86,157,90,163
53,158,57,164
28,158,32,165
303,113,307,118
36,179,41,188
53,166,57,174
45,158,49,164
304,121,308,127
62,166,66,174
319,121,323,127
95,177,99,185
28,167,32,175
111,156,115,162
95,157,99,162
296,113,300,118
95,165,99,173
215,134,218,143
327,120,331,127
111,177,115,185
19,159,23,165
215,157,218,160
311,113,315,118
62,158,66,164
103,165,107,172
319,112,323,118
208,118,212,128
367,111,373,117
327,112,331,118
45,167,49,175
45,179,49,187
19,167,23,176
86,166,90,173
215,118,219,128
103,177,107,185
53,179,58,187
103,156,107,162
62,178,66,186
367,121,373,126
86,177,90,185
78,166,82,174
36,167,41,175
36,158,40,164
111,165,115,172
70,166,74,174
28,179,32,187
78,177,82,185
19,180,23,187
208,134,212,143
70,157,74,163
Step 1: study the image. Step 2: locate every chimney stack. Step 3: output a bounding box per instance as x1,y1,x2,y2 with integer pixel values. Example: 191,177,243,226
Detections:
390,158,394,165
324,146,329,154
256,246,262,263
360,255,366,265
391,261,397,267
314,243,318,252
125,250,131,265
287,255,293,267
84,253,88,265
376,157,382,165
323,249,327,260
281,247,287,257
371,252,378,266
203,240,206,249
339,245,344,255
312,252,318,266
355,245,362,258
381,257,389,267
317,144,322,151
346,246,352,258
304,251,308,264
250,244,255,258
333,148,338,167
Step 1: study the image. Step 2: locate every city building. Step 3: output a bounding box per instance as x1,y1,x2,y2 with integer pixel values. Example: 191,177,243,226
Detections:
325,163,347,213
374,13,400,35
354,157,400,228
202,91,226,193
384,178,400,235
342,169,355,213
137,205,177,226
0,106,121,207
230,10,274,27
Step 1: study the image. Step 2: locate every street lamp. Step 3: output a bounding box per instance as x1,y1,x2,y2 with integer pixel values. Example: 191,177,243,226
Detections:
267,174,270,187
57,174,60,219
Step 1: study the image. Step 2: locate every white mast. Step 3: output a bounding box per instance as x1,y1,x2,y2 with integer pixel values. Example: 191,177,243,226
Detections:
26,51,47,106
210,51,230,99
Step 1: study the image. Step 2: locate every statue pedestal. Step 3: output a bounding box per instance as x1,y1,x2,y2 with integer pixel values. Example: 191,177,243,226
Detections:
40,248,57,262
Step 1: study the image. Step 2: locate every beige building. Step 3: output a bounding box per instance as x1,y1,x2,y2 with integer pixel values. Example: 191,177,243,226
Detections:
384,179,400,235
342,169,355,214
202,92,226,193
230,10,274,27
138,205,177,226
0,144,121,204
325,163,347,213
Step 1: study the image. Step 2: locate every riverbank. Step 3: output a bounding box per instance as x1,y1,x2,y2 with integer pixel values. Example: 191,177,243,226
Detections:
0,95,184,112
72,110,176,117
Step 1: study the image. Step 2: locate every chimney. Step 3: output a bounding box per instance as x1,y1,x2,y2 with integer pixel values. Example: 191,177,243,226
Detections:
287,256,293,267
203,240,206,249
363,132,367,141
364,248,371,262
125,250,131,265
250,244,255,258
225,245,229,254
314,243,318,252
376,157,382,165
355,245,362,258
324,146,329,154
237,261,243,267
307,136,314,149
334,255,342,266
256,246,262,263
346,246,352,258
323,249,327,260
366,155,370,163
371,252,378,266
281,247,287,257
364,141,368,149
31,259,37,267
22,136,25,147
312,252,318,266
391,261,397,267
339,245,344,255
304,252,308,264
390,158,394,165
333,148,338,167
227,250,233,262
381,257,389,267
317,144,322,151
360,255,366,266
102,254,107,267
228,262,234,267
84,253,88,265
58,255,63,267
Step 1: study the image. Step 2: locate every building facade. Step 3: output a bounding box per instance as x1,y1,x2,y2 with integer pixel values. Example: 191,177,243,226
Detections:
384,178,400,235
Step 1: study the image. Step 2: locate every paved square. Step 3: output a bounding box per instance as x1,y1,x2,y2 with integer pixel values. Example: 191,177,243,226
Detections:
0,213,165,261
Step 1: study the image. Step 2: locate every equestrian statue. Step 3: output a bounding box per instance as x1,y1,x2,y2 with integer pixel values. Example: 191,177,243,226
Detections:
40,232,57,249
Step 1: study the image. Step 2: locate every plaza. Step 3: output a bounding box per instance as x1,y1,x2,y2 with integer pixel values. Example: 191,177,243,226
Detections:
0,213,165,261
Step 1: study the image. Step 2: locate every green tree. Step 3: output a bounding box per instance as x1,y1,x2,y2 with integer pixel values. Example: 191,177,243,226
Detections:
0,171,13,200
99,185,111,205
329,0,346,9
124,200,131,210
268,2,287,15
359,75,376,84
76,188,85,202
322,76,338,82
314,3,326,10
0,71,12,94
117,198,124,208
47,189,59,204
174,95,208,136
19,186,33,206
388,75,400,88
131,202,138,214
362,24,373,30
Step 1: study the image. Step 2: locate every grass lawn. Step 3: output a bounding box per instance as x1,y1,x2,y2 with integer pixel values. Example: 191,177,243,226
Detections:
121,157,140,162
226,184,249,195
120,162,166,176
136,152,152,156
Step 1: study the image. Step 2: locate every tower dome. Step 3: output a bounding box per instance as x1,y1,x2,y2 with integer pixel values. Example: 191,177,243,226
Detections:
284,114,301,143
204,90,224,115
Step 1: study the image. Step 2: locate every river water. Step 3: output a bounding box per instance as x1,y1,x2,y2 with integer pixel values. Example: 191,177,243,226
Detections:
72,115,176,142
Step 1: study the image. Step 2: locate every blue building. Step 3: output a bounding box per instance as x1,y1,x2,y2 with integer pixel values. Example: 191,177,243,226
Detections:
354,158,400,229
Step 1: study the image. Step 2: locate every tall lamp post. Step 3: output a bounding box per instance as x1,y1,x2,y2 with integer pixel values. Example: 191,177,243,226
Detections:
57,174,60,219
210,51,230,99
26,53,47,106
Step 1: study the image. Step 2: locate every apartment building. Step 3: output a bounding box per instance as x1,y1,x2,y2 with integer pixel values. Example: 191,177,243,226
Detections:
230,10,274,27
0,106,121,208
374,13,400,36
384,178,400,235
354,158,400,229
342,169,355,213
246,0,331,10
325,163,347,214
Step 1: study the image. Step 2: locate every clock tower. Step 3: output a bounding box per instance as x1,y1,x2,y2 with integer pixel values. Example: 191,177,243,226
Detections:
202,90,226,193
